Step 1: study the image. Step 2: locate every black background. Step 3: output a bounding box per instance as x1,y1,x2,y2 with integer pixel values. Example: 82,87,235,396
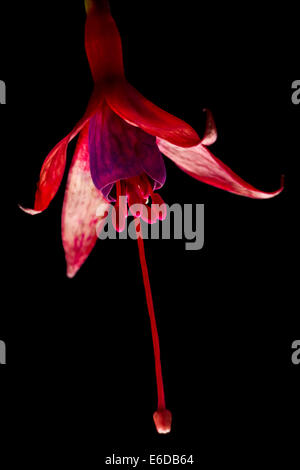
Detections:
1,0,299,466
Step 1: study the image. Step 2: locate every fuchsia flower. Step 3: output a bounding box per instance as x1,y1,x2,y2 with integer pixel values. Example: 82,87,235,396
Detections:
21,0,283,434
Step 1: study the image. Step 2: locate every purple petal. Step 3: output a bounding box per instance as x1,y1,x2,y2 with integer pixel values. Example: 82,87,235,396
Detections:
89,104,166,200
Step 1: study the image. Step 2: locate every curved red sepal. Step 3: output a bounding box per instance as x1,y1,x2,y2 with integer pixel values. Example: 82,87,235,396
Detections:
20,89,103,215
157,139,284,199
201,108,217,146
105,80,201,148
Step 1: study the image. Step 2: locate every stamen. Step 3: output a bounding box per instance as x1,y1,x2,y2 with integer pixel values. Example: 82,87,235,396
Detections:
112,181,127,232
150,191,167,222
140,205,157,224
134,218,172,434
124,175,167,225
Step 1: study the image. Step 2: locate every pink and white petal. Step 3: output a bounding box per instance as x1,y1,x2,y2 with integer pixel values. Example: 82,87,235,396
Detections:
201,109,217,146
157,139,284,199
62,123,110,278
104,79,200,148
20,88,103,215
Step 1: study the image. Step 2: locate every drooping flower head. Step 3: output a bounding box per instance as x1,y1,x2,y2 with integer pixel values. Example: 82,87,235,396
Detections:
20,0,283,434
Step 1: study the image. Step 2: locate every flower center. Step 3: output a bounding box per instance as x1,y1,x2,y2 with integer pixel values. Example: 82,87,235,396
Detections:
112,174,167,233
